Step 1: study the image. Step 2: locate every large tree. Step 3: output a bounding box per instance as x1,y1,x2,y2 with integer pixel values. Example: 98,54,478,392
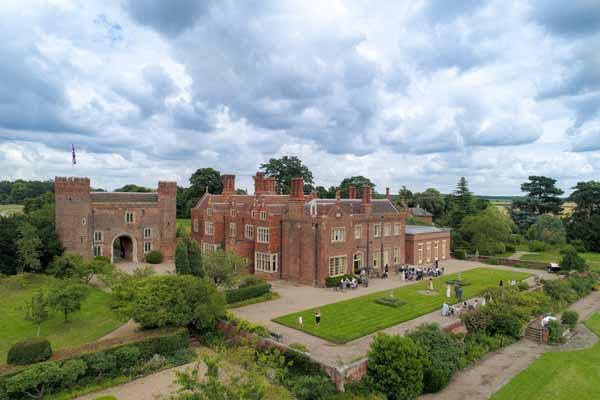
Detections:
569,181,600,218
459,206,514,255
515,176,564,215
445,177,477,227
413,188,446,221
527,214,566,245
16,222,42,274
260,156,314,194
337,176,376,198
48,281,88,322
178,168,224,218
175,238,204,277
114,184,153,192
397,186,414,208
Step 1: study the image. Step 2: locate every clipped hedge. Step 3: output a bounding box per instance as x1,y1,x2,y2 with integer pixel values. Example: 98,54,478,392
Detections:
145,250,163,264
6,338,52,366
224,283,272,304
375,297,406,308
325,274,358,288
453,249,467,260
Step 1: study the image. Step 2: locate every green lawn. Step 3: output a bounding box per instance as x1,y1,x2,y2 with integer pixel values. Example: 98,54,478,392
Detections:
0,204,23,216
492,312,600,400
273,268,531,343
176,218,191,234
520,251,600,271
0,274,124,363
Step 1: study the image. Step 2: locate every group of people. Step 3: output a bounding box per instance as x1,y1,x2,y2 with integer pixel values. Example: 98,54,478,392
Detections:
339,276,359,290
398,264,445,281
441,299,482,317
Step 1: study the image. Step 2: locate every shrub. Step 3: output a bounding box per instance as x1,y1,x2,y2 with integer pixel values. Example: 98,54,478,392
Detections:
224,282,272,304
7,338,53,365
407,324,462,393
453,249,467,260
542,279,579,305
288,375,337,400
560,248,588,272
289,343,309,353
517,281,529,291
463,333,515,364
367,334,427,400
145,250,163,264
325,274,358,288
561,310,579,329
570,239,588,253
84,351,117,378
238,275,264,288
547,320,564,344
374,297,406,308
445,279,471,286
528,240,550,252
461,309,492,334
113,346,141,370
485,308,525,339
505,244,516,253
484,257,500,265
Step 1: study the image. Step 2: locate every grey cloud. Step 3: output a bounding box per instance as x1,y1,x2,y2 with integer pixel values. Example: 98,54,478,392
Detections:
530,0,600,38
422,0,487,23
123,0,211,37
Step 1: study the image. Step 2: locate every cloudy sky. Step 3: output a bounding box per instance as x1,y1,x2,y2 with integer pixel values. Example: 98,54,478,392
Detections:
1,0,599,195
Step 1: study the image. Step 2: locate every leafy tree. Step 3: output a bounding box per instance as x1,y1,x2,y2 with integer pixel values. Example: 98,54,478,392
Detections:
413,188,446,221
25,289,50,337
203,250,245,287
566,214,600,252
16,222,42,274
171,355,267,400
28,203,63,269
459,206,514,255
260,156,314,194
314,185,336,199
114,184,154,192
23,191,54,213
445,177,477,227
190,167,223,194
366,333,427,400
569,181,600,218
48,253,85,280
175,241,191,275
526,214,566,245
0,214,23,275
175,238,204,277
397,185,414,208
515,176,564,216
337,176,376,199
127,275,225,330
560,248,588,272
5,361,69,399
48,281,88,322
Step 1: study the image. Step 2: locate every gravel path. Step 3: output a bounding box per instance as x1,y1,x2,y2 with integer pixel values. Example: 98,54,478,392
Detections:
420,290,600,400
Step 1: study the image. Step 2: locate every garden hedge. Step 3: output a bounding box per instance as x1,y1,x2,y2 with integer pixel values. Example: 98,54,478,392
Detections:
325,274,358,288
145,250,163,264
224,283,272,304
6,338,52,366
453,249,467,260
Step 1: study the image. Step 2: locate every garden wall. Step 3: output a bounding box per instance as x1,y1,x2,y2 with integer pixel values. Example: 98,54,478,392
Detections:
469,255,548,270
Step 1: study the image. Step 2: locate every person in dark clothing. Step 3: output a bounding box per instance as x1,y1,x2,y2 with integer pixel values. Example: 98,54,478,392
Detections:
315,309,321,327
499,280,504,287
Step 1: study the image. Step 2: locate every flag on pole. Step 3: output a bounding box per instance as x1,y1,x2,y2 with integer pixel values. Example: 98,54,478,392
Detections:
72,144,76,166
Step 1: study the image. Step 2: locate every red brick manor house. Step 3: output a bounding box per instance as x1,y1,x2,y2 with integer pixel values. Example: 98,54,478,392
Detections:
191,172,451,286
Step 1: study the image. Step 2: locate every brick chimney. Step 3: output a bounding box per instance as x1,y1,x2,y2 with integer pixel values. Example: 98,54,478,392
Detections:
386,187,391,201
266,177,277,194
222,174,236,195
289,177,305,219
361,185,372,214
348,186,356,199
290,177,304,200
254,172,276,195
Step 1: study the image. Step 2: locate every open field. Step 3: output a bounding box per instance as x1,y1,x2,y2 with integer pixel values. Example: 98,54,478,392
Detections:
492,312,600,400
0,274,124,363
0,204,23,217
176,218,191,234
520,251,600,271
273,268,531,344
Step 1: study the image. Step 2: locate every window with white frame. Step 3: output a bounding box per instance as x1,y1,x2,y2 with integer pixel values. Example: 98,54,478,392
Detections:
125,211,134,224
383,249,391,266
394,247,400,264
418,243,423,264
442,240,447,259
255,252,278,273
353,252,363,271
434,241,439,260
207,208,213,216
230,209,235,217
251,209,257,218
426,242,432,262
94,231,103,242
260,211,267,220
394,223,401,236
245,224,254,239
229,222,236,238
93,245,102,257
204,222,214,235
193,219,199,233
202,242,219,254
331,227,345,243
143,228,152,239
354,224,361,239
257,227,269,243
373,223,381,238
372,250,381,268
384,223,391,237
143,241,152,253
328,256,347,276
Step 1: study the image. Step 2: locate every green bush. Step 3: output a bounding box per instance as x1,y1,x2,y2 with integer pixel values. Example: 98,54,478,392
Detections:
374,297,406,308
325,274,358,288
84,351,117,378
463,333,515,364
367,334,427,400
483,257,500,265
289,342,309,353
407,324,463,393
238,275,264,288
517,281,529,291
547,320,564,344
560,248,588,272
505,244,516,253
6,337,53,365
485,308,525,339
528,240,550,252
224,282,272,304
445,279,471,286
542,278,579,306
145,250,163,264
113,346,141,370
453,249,467,260
561,310,579,329
288,375,337,400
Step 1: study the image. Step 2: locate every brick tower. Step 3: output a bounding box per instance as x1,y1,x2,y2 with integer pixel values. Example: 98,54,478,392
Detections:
55,177,92,257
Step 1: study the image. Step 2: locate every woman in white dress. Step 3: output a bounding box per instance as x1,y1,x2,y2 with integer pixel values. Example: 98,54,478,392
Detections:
446,284,451,298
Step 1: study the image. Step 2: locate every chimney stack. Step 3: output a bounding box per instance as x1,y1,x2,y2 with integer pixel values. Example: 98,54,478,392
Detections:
289,177,305,219
361,185,372,214
290,177,304,200
222,174,236,195
386,187,391,201
253,172,276,195
348,186,356,199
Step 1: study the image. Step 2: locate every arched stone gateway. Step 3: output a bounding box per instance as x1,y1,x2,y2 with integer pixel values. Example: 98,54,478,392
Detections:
111,234,138,263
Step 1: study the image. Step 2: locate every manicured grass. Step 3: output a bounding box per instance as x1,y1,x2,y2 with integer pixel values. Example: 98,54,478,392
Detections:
273,268,531,343
0,274,125,363
492,312,600,400
176,218,191,234
0,204,23,216
520,251,600,271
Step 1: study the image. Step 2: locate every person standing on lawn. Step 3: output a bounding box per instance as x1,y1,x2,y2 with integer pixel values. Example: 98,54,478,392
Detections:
315,309,321,327
298,315,303,326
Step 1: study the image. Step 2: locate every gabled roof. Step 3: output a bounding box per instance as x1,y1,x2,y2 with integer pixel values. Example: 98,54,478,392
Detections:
90,192,159,203
409,207,433,217
304,198,401,216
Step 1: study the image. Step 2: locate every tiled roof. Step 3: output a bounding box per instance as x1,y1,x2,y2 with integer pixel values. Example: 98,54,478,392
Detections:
405,225,451,235
409,207,433,217
304,199,400,216
90,192,158,203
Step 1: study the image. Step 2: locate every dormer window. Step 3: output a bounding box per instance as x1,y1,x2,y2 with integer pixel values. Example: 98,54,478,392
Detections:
230,209,236,217
251,209,257,218
207,208,213,217
260,211,267,220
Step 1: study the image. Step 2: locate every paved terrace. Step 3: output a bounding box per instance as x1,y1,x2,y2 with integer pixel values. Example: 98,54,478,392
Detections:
232,259,553,366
